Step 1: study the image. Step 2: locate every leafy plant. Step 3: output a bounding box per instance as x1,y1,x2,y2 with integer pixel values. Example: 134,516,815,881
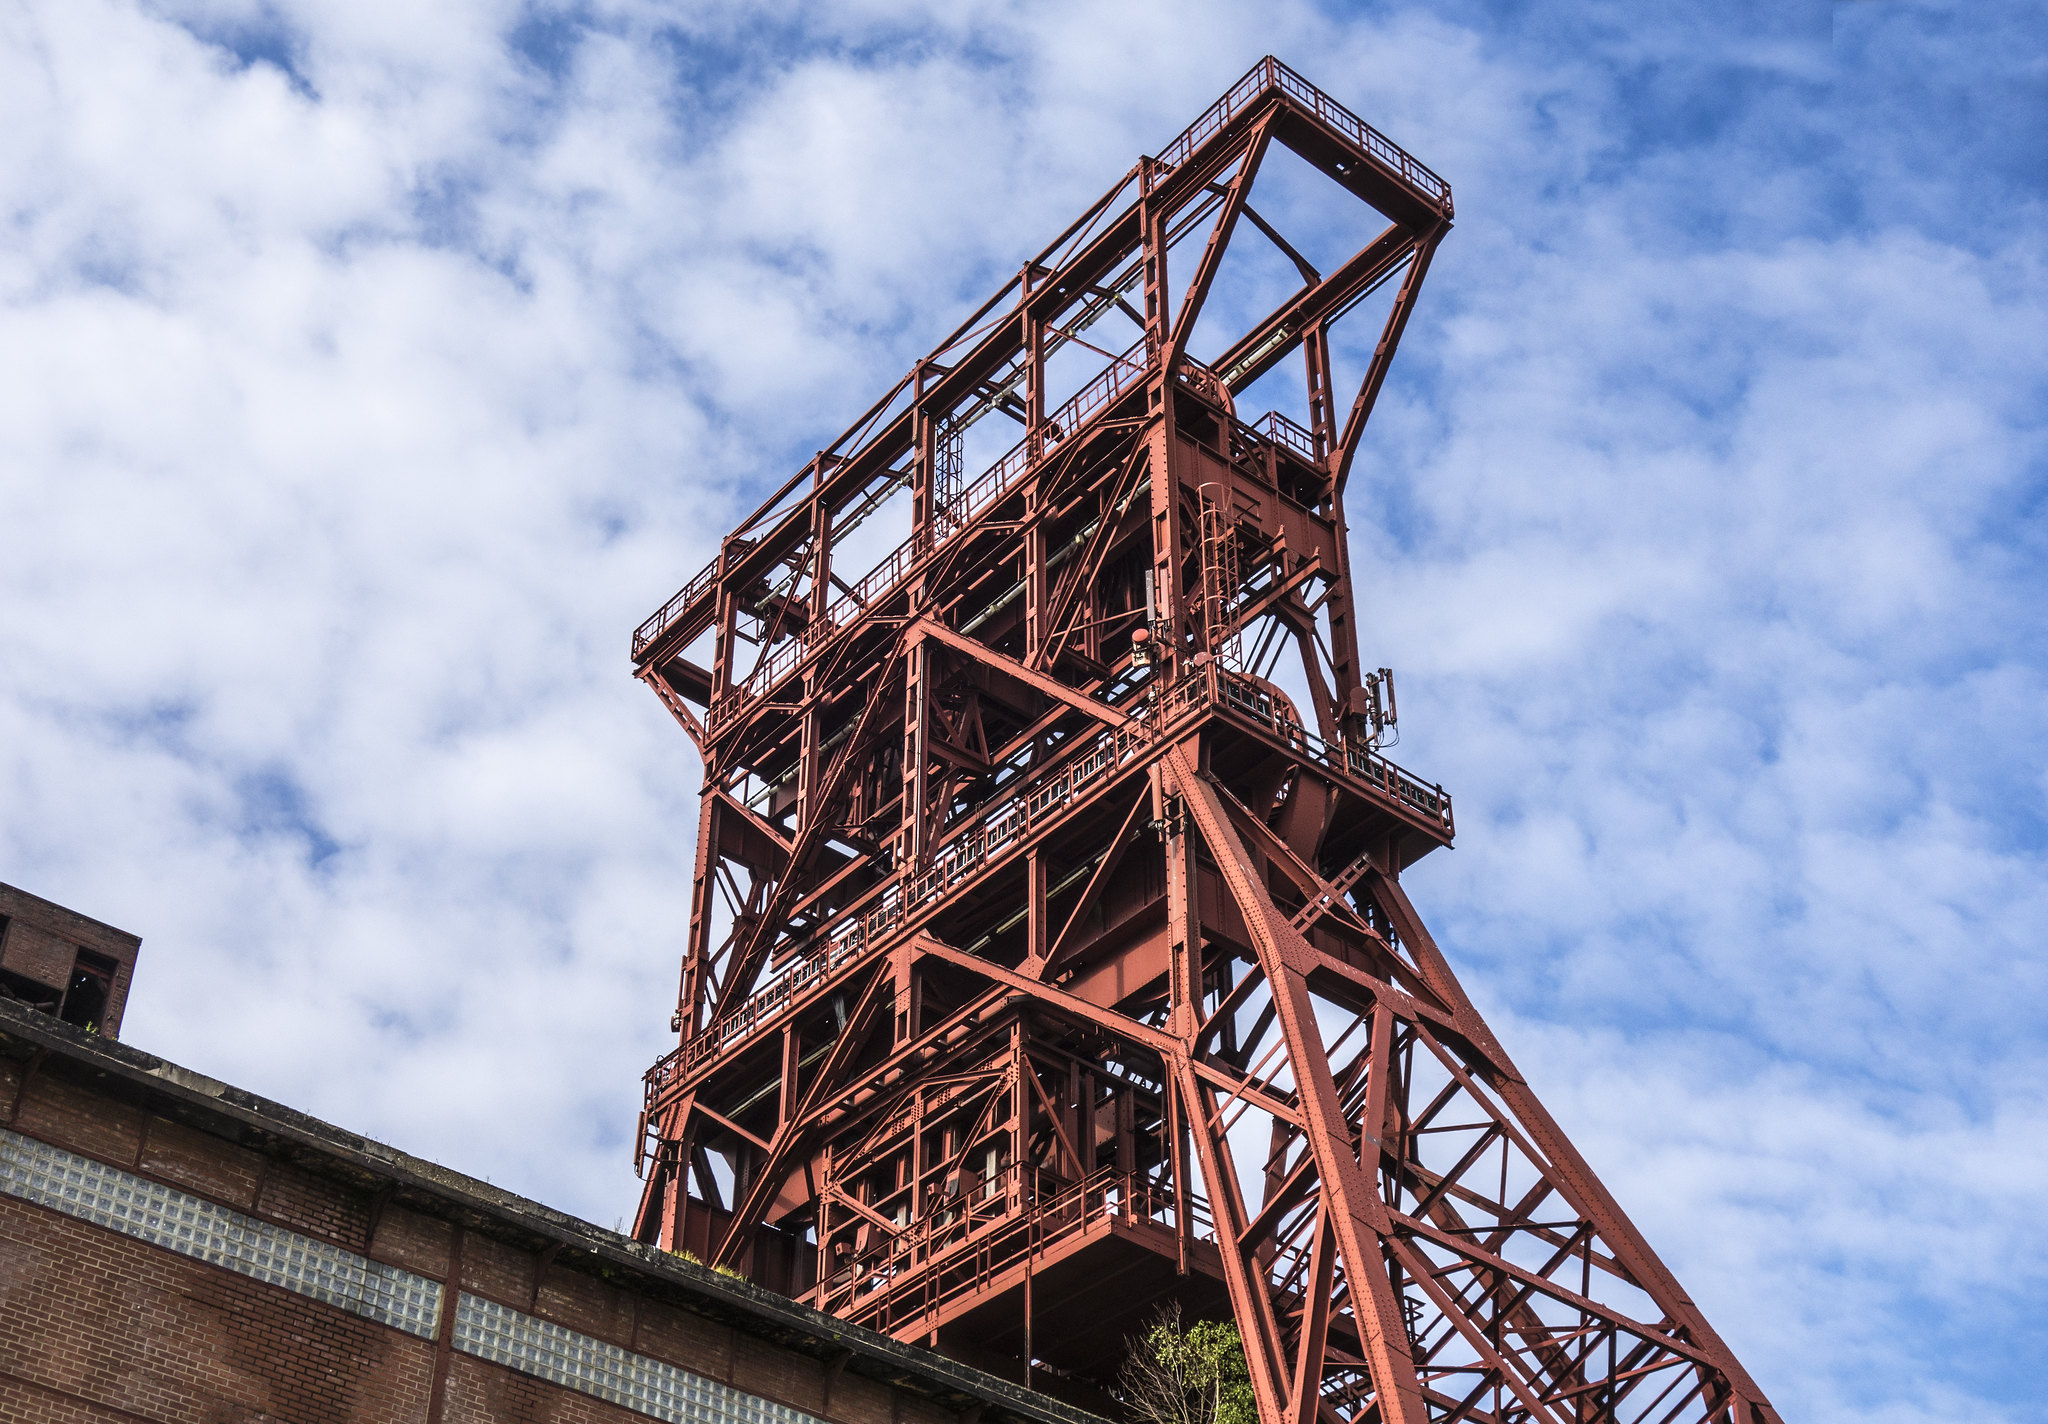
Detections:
1117,1304,1257,1424
670,1247,746,1282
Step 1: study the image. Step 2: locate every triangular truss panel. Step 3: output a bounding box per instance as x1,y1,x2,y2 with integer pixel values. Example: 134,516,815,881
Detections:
627,56,1777,1424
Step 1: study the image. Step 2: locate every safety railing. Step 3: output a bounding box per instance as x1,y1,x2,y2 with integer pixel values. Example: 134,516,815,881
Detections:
633,551,722,661
1267,61,1452,211
1152,63,1272,175
818,1166,1199,1335
648,715,1156,1090
645,663,1452,1107
1174,356,1233,412
705,337,1153,737
815,1162,1080,1322
912,716,1151,903
1211,666,1452,835
1153,57,1450,214
1259,410,1318,463
645,902,887,1103
946,338,1150,539
813,1157,1328,1339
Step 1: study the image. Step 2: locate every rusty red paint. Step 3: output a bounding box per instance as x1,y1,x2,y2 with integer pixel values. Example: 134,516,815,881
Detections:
629,56,1776,1424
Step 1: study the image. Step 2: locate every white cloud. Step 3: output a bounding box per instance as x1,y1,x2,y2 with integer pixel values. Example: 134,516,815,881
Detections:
1,1,2042,1418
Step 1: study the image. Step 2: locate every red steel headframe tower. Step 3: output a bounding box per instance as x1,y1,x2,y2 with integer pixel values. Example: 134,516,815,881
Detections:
628,58,1777,1424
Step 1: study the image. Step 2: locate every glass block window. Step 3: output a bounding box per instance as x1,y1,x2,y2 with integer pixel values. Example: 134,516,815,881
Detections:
0,1127,442,1337
456,1292,827,1424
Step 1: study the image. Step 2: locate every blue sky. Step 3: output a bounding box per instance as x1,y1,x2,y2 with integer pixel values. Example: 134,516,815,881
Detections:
1,3,2042,1419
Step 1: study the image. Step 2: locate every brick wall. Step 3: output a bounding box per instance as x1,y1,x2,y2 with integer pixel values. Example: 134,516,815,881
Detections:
0,1010,1103,1424
0,883,142,1038
0,922,75,991
0,1070,433,1421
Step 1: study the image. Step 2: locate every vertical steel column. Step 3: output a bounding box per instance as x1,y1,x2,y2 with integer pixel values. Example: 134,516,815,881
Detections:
1303,323,1336,477
901,629,930,867
677,794,719,1040
912,366,935,540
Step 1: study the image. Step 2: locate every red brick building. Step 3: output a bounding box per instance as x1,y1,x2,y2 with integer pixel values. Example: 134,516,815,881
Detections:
0,995,1108,1424
0,883,140,1039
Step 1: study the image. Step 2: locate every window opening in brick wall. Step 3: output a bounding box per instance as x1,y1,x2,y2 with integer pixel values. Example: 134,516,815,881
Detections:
0,968,61,1015
60,950,116,1033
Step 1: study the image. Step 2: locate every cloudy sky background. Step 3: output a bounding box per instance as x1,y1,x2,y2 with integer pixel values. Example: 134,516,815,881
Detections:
2,1,2042,1418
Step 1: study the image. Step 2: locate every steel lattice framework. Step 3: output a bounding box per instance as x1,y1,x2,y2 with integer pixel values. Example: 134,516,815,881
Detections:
627,57,1779,1424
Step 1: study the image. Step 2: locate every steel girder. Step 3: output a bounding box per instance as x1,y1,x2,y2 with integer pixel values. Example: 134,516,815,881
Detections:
627,55,1777,1424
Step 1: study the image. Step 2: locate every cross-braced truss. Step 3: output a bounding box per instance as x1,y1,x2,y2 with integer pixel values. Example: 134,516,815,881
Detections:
627,56,1778,1424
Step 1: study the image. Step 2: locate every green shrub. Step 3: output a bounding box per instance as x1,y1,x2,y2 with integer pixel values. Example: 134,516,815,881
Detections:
1118,1305,1256,1424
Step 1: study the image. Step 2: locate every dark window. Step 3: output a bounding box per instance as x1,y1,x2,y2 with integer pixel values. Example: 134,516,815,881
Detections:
0,968,62,1014
60,951,117,1033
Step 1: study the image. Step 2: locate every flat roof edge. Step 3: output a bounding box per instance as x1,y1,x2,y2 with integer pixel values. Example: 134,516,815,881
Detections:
0,999,1108,1424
